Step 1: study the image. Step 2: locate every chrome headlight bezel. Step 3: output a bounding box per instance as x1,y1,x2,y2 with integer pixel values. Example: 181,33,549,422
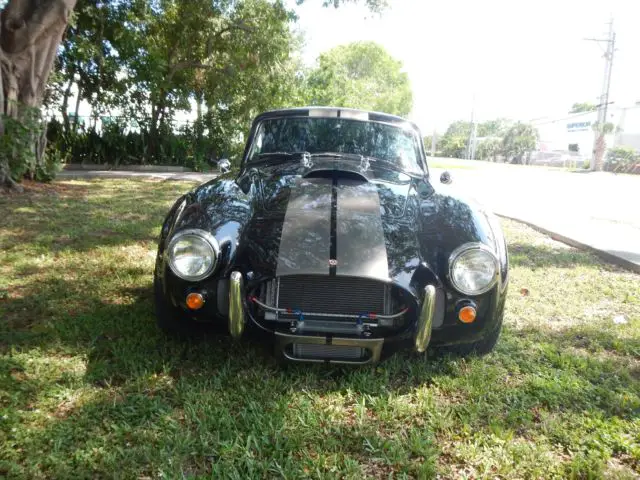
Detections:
166,229,220,281
448,243,500,296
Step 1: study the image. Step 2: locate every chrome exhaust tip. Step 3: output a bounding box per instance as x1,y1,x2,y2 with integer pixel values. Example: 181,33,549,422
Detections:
415,285,436,353
228,271,245,339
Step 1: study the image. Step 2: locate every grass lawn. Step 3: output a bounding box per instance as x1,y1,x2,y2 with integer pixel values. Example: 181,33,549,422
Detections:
1,179,639,479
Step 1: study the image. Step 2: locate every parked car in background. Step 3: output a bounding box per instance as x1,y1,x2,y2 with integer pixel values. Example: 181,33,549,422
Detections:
154,107,509,364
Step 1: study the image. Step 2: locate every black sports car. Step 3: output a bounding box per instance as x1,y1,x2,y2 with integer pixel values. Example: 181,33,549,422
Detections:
154,107,509,364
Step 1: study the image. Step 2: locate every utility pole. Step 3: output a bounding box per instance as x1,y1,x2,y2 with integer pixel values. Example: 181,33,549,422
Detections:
585,18,616,171
430,128,437,157
467,95,477,160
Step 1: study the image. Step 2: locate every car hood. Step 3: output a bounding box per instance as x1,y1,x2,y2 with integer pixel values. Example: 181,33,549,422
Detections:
258,159,415,217
239,159,426,287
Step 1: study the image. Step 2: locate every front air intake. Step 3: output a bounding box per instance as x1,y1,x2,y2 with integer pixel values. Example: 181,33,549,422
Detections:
276,275,387,317
252,275,412,335
291,344,367,361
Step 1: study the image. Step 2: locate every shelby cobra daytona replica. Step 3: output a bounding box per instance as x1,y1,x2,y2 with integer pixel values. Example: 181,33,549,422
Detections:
154,107,508,364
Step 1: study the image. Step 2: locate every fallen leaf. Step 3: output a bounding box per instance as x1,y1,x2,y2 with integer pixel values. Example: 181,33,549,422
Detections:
520,288,530,296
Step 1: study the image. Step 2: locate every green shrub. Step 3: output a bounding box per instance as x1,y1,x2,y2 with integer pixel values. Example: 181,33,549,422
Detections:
35,146,68,182
605,146,639,173
1,108,48,181
46,118,237,169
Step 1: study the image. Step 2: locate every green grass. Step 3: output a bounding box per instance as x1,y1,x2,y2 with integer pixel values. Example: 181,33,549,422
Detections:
427,160,477,170
1,179,639,479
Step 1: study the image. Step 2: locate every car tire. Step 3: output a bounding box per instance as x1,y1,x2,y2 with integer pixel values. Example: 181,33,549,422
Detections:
440,313,503,357
154,277,204,337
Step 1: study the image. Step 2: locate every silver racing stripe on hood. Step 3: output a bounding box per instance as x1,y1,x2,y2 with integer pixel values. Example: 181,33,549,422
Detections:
276,177,333,276
336,179,390,281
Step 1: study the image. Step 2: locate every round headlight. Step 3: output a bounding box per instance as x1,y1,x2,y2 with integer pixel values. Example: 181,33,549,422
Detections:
449,243,499,295
167,230,219,281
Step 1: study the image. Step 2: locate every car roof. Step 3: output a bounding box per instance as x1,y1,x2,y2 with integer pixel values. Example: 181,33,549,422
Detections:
254,107,421,133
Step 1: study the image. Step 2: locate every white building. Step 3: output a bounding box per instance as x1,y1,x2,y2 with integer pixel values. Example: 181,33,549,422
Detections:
532,104,640,165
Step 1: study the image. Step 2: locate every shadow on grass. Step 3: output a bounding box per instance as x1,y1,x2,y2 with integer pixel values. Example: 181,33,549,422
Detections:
4,289,639,477
0,179,194,254
2,269,639,477
4,269,636,404
3,270,638,408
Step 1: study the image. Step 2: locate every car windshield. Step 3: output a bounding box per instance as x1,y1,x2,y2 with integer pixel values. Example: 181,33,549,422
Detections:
247,116,424,173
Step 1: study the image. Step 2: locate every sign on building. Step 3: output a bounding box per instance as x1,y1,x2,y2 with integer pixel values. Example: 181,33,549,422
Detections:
567,121,591,132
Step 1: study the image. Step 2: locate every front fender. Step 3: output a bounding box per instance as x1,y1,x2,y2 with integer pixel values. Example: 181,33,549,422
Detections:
418,187,500,280
415,184,509,335
154,177,254,317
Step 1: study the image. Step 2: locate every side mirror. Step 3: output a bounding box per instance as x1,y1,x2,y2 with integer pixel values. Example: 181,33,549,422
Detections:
218,158,231,173
440,171,452,185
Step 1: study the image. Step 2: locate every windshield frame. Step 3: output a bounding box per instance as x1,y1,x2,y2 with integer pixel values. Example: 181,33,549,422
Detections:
241,114,429,177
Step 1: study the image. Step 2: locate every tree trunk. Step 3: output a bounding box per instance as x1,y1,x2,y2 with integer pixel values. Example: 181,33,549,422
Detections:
148,94,166,164
0,0,77,190
594,133,606,171
195,91,204,142
72,83,81,130
61,69,73,133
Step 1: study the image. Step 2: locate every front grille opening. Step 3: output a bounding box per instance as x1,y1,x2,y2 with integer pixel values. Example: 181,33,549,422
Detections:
289,343,370,361
256,275,395,315
249,275,414,334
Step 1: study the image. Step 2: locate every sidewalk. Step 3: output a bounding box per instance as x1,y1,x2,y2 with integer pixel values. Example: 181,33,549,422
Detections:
433,166,640,274
497,211,640,273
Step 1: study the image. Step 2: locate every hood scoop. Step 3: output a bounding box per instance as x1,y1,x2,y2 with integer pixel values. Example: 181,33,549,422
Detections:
303,169,369,182
299,156,374,183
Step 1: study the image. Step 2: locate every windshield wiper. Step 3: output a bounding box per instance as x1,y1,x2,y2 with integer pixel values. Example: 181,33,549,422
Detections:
253,151,312,166
309,152,376,170
309,152,360,159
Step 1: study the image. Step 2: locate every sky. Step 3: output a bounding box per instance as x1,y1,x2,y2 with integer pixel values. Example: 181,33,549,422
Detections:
292,0,640,134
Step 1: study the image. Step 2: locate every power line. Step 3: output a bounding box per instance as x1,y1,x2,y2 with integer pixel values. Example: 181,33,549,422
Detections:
529,102,635,127
531,110,597,126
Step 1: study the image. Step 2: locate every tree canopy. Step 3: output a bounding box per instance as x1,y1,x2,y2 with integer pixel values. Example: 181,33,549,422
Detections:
436,119,514,159
569,102,597,114
437,121,471,159
476,137,501,161
502,122,538,163
435,118,538,163
298,0,389,12
0,0,400,187
305,41,412,117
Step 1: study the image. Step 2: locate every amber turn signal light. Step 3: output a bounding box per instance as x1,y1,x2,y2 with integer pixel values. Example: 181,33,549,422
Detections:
186,292,205,310
458,305,477,323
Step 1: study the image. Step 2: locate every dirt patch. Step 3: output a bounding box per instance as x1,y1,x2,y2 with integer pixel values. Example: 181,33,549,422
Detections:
53,397,79,419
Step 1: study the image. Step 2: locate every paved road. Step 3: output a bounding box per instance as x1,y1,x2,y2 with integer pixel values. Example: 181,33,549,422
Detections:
59,164,640,273
432,164,640,272
57,170,217,183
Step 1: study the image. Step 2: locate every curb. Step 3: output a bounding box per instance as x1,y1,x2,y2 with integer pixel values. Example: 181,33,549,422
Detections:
496,214,640,274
